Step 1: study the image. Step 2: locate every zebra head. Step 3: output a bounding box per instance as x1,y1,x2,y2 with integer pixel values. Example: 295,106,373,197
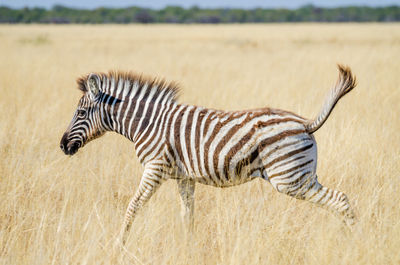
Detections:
60,73,106,155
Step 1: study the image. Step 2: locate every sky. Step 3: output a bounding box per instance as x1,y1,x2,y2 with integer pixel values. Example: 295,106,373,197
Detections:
1,0,399,9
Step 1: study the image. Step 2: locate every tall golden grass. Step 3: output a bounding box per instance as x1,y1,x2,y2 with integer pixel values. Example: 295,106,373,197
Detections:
0,24,399,264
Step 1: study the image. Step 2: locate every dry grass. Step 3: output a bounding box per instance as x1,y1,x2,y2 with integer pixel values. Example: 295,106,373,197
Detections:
0,24,399,264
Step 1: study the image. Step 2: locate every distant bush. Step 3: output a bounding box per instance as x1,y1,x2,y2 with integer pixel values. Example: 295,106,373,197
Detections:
0,5,399,23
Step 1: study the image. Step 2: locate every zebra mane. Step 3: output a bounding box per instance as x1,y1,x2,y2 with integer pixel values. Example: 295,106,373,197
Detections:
76,71,180,102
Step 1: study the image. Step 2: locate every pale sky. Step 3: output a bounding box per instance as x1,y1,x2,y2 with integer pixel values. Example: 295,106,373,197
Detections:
1,0,399,9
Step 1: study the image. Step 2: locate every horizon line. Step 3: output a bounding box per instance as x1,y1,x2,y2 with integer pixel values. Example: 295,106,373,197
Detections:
1,3,400,11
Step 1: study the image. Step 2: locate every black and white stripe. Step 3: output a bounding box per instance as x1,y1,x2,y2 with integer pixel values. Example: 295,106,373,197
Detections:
60,65,357,244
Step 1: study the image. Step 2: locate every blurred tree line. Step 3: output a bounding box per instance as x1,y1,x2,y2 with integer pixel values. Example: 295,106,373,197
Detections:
0,5,400,23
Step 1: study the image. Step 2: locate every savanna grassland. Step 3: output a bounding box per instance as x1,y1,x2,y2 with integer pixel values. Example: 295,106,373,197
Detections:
0,24,399,264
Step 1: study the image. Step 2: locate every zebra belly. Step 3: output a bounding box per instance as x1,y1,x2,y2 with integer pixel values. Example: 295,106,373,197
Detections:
199,132,316,188
194,157,263,187
194,173,258,187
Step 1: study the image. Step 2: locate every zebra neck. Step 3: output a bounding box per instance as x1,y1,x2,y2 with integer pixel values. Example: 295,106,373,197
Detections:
98,76,178,147
95,74,181,164
107,91,176,154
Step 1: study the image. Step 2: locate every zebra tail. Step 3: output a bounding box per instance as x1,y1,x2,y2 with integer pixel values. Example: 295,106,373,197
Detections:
305,64,357,134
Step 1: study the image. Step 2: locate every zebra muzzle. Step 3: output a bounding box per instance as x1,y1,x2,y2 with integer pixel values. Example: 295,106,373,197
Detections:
60,133,81,155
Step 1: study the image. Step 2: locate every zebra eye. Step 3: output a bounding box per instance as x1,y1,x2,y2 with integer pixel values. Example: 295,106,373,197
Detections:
77,109,87,117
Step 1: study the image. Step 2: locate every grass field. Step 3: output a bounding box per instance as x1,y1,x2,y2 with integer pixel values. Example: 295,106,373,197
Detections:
0,24,399,264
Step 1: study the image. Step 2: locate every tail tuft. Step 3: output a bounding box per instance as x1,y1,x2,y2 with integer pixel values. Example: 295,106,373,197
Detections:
306,64,357,134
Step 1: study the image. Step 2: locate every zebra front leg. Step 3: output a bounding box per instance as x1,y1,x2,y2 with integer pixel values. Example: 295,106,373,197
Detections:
121,167,163,245
177,179,195,232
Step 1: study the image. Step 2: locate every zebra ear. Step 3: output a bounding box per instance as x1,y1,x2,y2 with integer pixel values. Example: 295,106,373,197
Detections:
87,73,101,100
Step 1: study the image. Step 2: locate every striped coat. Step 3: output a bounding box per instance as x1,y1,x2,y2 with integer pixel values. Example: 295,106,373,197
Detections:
60,65,356,244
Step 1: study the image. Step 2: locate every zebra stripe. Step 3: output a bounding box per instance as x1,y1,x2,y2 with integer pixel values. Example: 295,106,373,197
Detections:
61,65,357,244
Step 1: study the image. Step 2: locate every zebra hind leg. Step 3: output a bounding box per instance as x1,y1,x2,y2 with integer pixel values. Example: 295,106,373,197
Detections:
269,172,355,226
301,178,355,226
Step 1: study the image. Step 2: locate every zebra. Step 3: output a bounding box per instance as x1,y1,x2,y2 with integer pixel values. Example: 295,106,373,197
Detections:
60,65,356,244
